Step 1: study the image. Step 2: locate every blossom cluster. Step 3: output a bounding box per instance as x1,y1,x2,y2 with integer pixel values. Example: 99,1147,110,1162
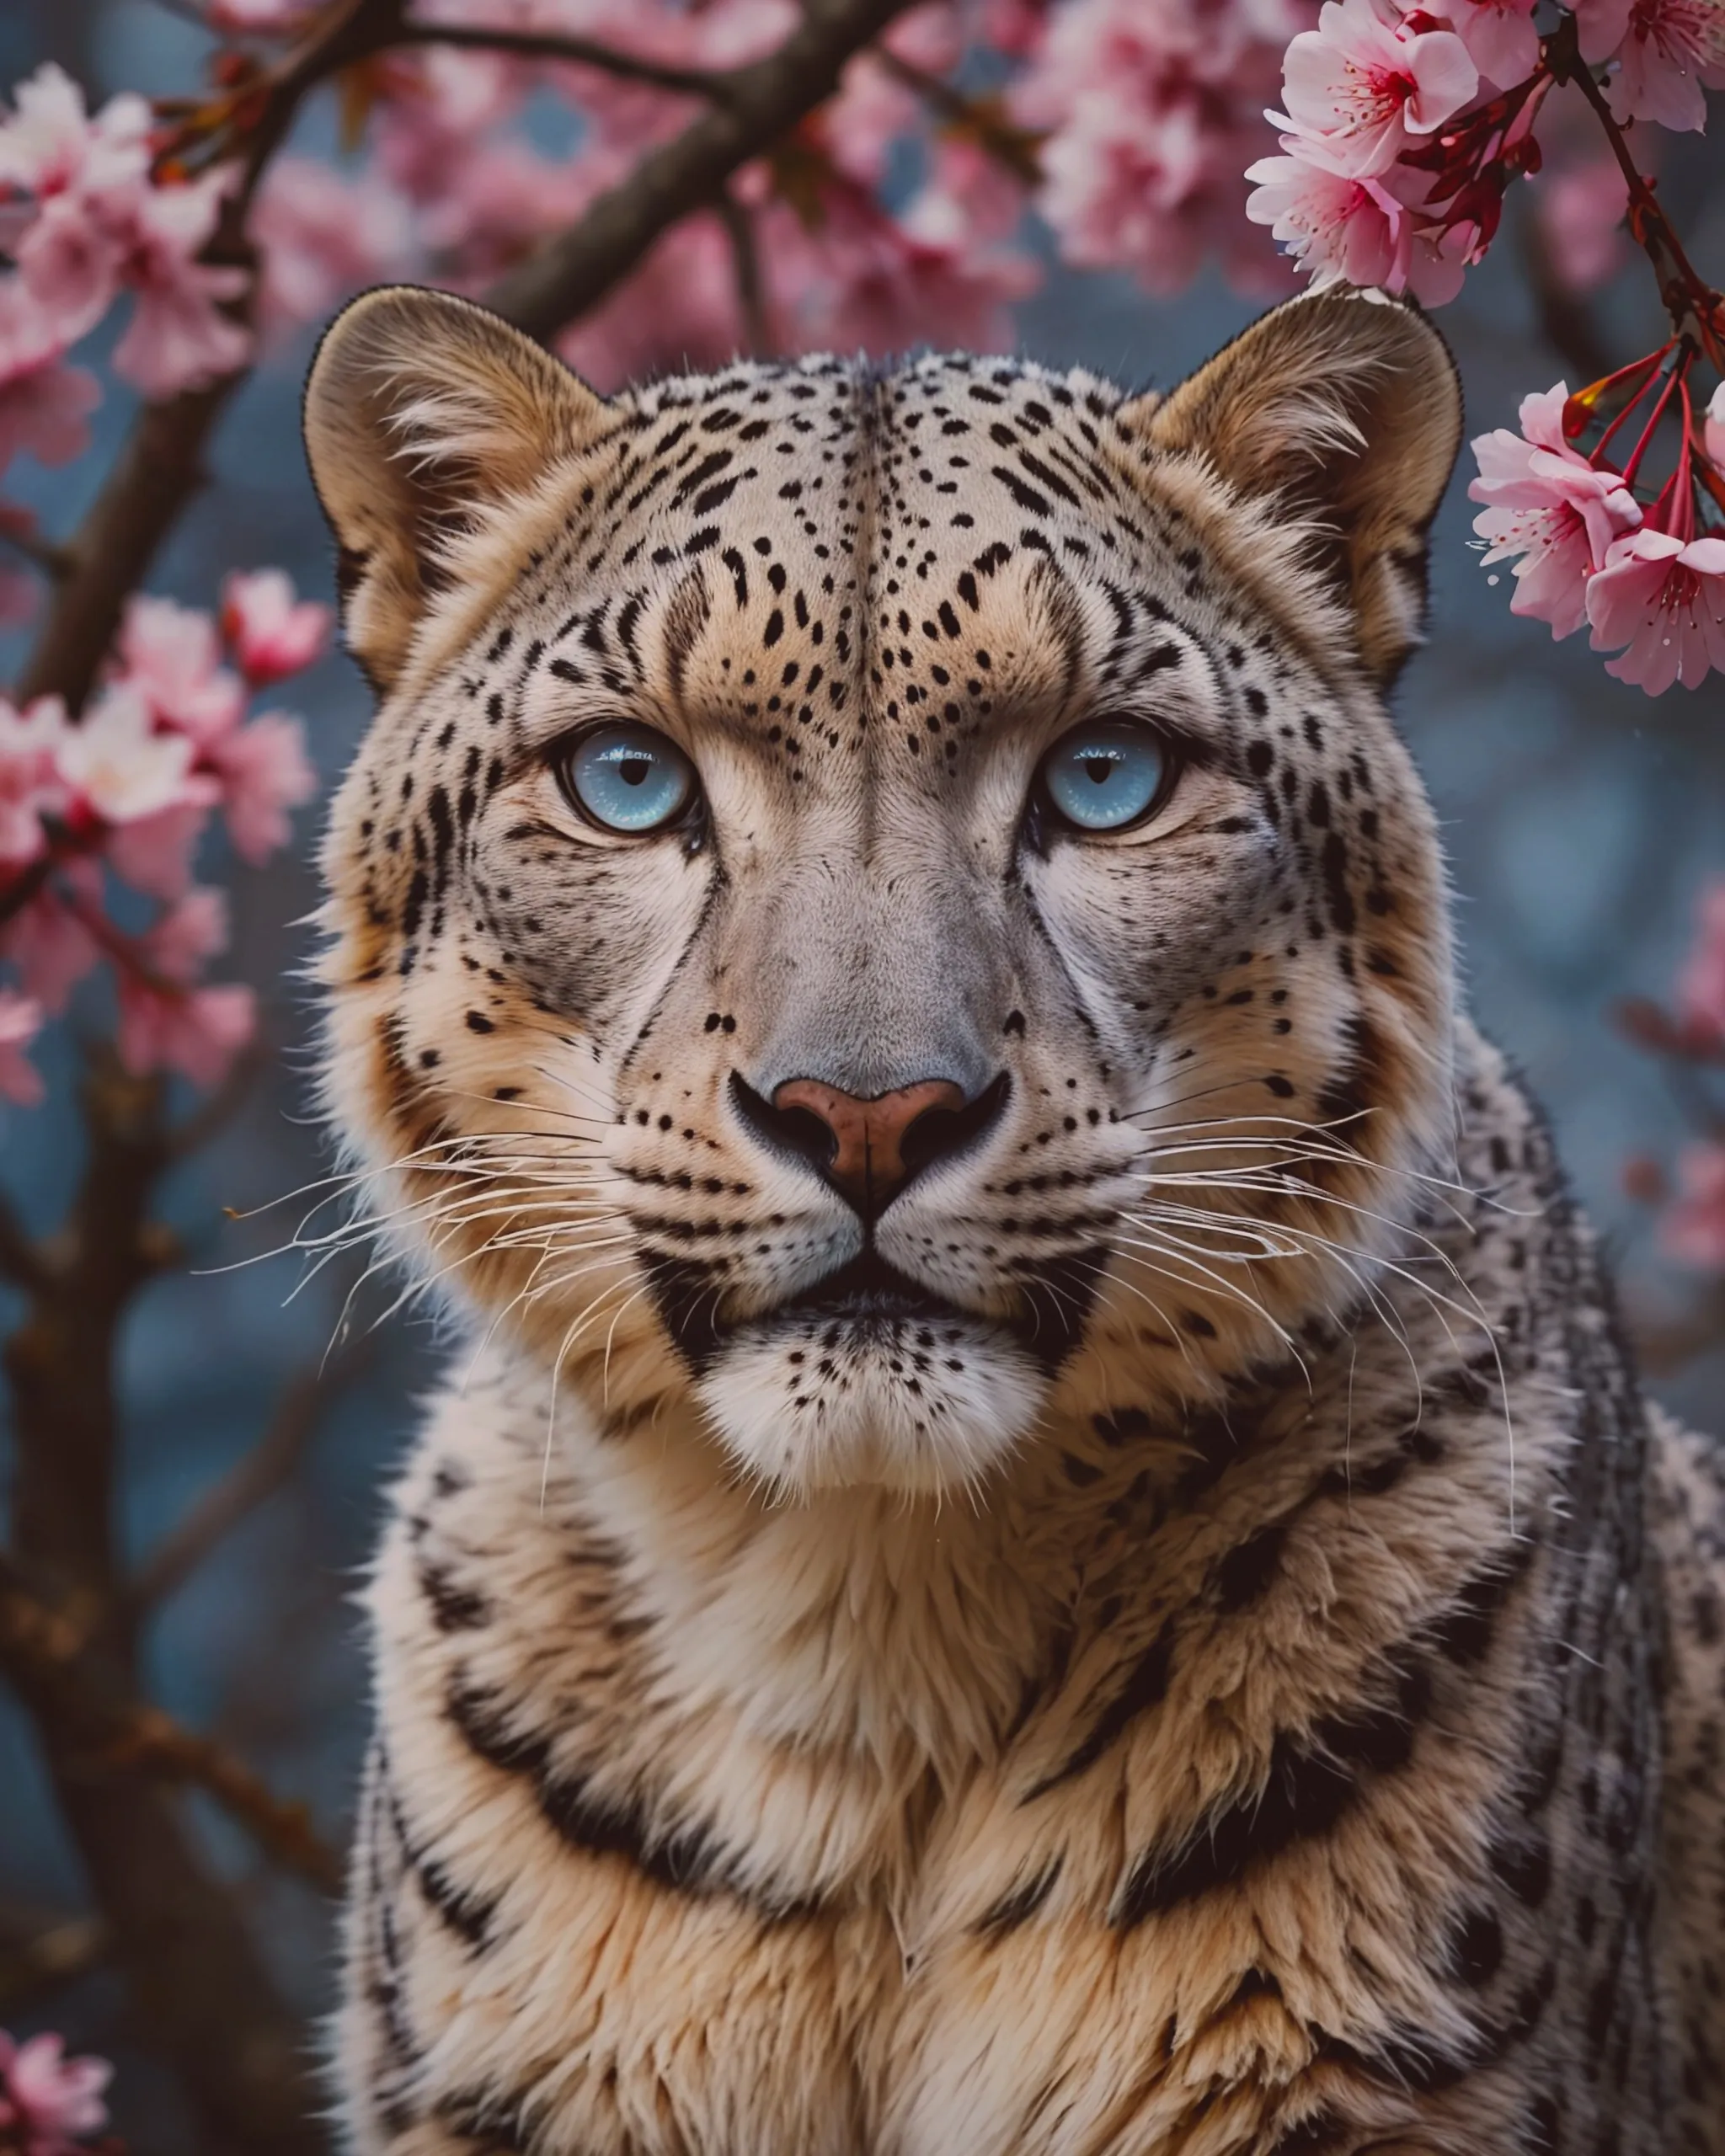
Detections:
1470,370,1725,694
1245,0,1724,303
0,2031,113,2156
0,571,323,1104
0,61,249,464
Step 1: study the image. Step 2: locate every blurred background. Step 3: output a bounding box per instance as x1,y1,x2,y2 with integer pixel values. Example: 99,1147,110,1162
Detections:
1,1,1722,2147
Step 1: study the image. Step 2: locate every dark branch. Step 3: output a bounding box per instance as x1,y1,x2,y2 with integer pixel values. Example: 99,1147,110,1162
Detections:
481,0,917,339
397,21,726,99
717,192,773,357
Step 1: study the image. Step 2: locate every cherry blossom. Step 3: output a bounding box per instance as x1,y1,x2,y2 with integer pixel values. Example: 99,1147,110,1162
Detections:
252,157,414,343
1023,0,1303,295
118,595,245,745
0,286,98,478
220,569,331,687
1663,1141,1725,1270
0,696,67,867
1468,382,1644,638
1604,0,1725,132
1675,878,1725,1041
54,683,216,828
1571,0,1637,63
1,862,101,1017
108,168,251,398
1245,138,1466,302
116,886,256,1087
1585,527,1725,692
0,2030,111,2154
0,990,45,1107
1278,0,1478,176
1441,0,1541,93
1706,382,1725,472
207,711,317,863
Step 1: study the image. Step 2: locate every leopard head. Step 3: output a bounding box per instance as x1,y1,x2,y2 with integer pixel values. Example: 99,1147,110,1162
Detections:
305,283,1461,1499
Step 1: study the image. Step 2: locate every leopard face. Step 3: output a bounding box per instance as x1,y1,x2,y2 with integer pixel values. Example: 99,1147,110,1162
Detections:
306,285,1461,1497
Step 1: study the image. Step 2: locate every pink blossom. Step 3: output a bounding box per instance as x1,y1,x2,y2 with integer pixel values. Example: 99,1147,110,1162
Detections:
825,7,964,186
1706,382,1725,474
1468,382,1644,638
1571,0,1637,63
0,64,152,209
1531,152,1632,295
1245,139,1465,303
53,681,217,825
0,285,99,478
772,175,1034,360
116,883,255,1086
210,711,317,863
109,168,252,398
1663,1141,1725,1271
0,991,45,1107
1586,527,1725,693
2,860,102,1015
220,568,330,686
1023,0,1304,296
0,2029,111,2151
104,801,210,902
1279,0,1478,177
1439,0,1540,90
0,67,153,344
0,696,68,867
1605,0,1725,131
1675,878,1725,1041
251,157,414,342
117,595,245,744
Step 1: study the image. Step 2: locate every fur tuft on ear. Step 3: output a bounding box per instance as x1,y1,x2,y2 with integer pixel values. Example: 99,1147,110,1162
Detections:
1130,289,1462,685
302,285,612,694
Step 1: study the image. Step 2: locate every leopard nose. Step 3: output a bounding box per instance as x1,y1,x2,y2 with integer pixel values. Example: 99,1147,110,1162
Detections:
732,1072,1010,1217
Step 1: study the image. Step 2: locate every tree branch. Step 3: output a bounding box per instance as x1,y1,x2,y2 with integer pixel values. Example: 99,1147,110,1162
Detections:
717,192,773,358
2,1048,328,2153
0,1187,49,1296
0,1554,343,1894
481,0,916,338
129,1340,370,1610
396,21,726,99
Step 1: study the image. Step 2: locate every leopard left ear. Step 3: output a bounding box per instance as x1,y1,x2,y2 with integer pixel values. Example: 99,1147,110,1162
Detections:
303,285,614,695
1128,289,1462,686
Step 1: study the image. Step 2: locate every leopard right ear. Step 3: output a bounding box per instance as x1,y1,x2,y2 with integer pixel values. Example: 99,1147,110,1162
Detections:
302,285,613,695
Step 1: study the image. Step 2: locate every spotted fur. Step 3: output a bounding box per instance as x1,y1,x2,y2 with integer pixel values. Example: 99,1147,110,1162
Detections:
304,284,1725,2155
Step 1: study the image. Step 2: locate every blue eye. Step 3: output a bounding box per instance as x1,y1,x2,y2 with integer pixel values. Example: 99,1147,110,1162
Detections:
1040,721,1170,832
563,723,697,834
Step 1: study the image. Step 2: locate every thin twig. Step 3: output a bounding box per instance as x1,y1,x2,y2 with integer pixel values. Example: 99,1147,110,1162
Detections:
396,21,726,99
717,191,773,357
0,520,73,581
129,1339,371,1610
0,1910,109,2015
873,47,1044,186
0,1553,344,1894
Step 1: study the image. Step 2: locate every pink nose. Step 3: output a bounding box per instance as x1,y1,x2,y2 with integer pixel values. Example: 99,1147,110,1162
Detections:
771,1078,966,1212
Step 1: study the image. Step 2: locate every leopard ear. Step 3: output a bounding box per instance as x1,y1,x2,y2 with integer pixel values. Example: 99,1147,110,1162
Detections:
302,285,612,694
1130,290,1462,686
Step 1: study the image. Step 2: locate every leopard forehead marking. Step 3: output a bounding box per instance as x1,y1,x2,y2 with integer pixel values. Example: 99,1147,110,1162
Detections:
321,334,1452,1497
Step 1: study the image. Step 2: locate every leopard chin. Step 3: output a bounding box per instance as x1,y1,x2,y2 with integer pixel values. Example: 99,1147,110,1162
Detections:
692,1310,1049,1498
